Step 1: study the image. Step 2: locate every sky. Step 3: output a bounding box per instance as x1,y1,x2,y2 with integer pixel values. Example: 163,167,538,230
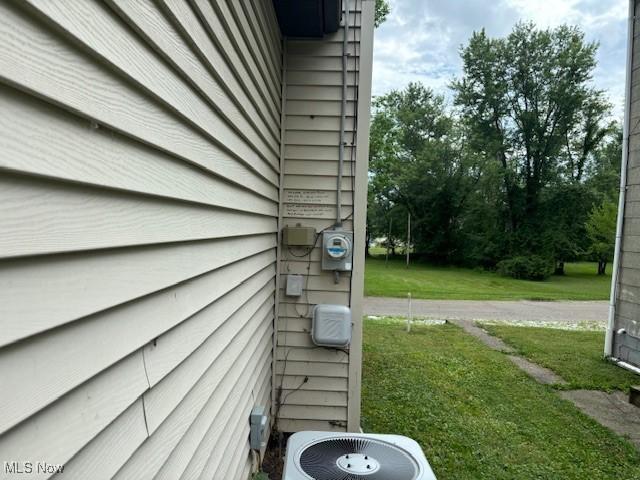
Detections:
371,0,629,119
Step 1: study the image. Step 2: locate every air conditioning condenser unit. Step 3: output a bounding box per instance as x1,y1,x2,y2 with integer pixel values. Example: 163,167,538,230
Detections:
282,431,437,480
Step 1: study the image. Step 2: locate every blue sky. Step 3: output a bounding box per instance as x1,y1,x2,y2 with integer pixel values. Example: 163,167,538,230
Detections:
371,0,629,118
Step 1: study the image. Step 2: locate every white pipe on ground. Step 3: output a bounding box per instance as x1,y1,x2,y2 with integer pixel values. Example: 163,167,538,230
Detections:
611,358,640,376
605,0,634,358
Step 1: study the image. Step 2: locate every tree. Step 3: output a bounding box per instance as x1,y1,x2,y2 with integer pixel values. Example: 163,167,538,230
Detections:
563,92,612,183
586,200,617,275
374,0,390,28
452,23,609,265
366,182,406,257
540,184,596,274
367,188,407,257
587,122,622,203
368,83,483,263
367,23,616,275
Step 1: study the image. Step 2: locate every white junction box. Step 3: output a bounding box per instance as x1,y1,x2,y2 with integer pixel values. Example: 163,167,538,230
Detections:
285,274,303,297
322,230,353,271
312,304,352,347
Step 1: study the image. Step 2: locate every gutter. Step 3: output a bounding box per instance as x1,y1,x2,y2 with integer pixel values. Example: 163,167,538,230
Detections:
605,0,634,359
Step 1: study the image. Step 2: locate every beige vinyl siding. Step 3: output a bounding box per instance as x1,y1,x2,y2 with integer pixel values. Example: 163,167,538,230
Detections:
0,2,280,480
276,0,374,433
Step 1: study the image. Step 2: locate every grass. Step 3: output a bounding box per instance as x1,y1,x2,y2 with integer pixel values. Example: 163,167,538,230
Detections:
365,256,611,300
481,325,639,391
361,319,640,480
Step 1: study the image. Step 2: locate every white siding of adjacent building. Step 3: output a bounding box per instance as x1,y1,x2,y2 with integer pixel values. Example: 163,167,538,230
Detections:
275,0,375,433
0,1,281,479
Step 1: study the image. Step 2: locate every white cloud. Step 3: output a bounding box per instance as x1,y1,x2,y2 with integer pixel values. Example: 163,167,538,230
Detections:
503,0,626,29
372,0,628,118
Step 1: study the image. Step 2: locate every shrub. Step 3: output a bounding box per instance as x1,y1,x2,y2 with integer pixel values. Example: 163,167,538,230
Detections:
497,255,553,281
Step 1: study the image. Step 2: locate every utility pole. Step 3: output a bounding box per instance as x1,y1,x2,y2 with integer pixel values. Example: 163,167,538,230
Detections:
406,292,412,333
406,212,411,268
385,216,392,267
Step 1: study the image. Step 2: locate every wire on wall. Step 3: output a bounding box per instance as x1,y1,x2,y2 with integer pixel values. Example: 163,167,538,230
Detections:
336,0,351,227
276,217,350,424
276,0,360,429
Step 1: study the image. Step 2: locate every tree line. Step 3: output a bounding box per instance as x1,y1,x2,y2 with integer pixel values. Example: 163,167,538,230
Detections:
367,23,622,279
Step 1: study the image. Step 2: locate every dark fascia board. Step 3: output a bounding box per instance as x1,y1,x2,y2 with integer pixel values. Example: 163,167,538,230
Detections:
272,0,340,38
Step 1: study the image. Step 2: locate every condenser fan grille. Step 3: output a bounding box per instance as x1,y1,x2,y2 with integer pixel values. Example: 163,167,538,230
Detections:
297,437,419,480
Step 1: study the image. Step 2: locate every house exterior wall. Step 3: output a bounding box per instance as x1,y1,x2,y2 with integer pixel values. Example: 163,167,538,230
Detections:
0,1,281,479
0,0,375,476
275,0,375,433
612,0,640,370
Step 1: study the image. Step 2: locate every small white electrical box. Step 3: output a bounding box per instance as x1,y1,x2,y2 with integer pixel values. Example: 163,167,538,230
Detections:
286,274,303,297
322,230,353,271
249,406,268,450
312,304,352,347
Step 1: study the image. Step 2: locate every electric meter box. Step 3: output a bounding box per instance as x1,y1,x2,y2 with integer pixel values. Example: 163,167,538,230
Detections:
312,304,352,347
322,230,353,271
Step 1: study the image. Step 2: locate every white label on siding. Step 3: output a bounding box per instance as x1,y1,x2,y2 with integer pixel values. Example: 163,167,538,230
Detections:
285,190,334,205
285,203,335,219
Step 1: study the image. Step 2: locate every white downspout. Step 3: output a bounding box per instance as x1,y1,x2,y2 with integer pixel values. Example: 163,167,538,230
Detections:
605,0,634,358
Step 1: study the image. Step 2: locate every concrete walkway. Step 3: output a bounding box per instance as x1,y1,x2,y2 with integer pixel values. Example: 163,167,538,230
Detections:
365,297,640,449
559,390,640,450
442,317,640,451
364,297,608,326
447,318,567,385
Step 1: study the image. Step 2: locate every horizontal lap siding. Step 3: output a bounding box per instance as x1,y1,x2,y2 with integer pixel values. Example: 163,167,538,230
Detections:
0,1,281,479
275,1,369,433
615,0,640,357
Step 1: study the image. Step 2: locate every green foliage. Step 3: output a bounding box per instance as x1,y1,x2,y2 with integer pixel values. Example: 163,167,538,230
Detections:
374,0,390,28
481,325,639,391
362,320,640,480
587,124,622,203
497,255,554,281
538,184,597,270
368,23,620,269
368,83,481,263
452,22,610,261
586,200,617,274
252,473,269,480
365,257,611,300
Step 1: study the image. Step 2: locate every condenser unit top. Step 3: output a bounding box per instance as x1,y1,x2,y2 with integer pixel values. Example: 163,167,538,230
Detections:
283,431,437,480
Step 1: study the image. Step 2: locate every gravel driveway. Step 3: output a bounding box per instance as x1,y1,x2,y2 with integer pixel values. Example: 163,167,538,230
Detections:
363,297,609,327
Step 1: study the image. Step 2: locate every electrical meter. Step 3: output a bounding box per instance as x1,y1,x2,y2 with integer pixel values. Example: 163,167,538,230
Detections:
322,230,353,271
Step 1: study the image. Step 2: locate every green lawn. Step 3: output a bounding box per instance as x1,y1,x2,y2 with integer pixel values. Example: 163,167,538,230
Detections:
365,256,611,300
481,325,639,391
362,319,640,480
